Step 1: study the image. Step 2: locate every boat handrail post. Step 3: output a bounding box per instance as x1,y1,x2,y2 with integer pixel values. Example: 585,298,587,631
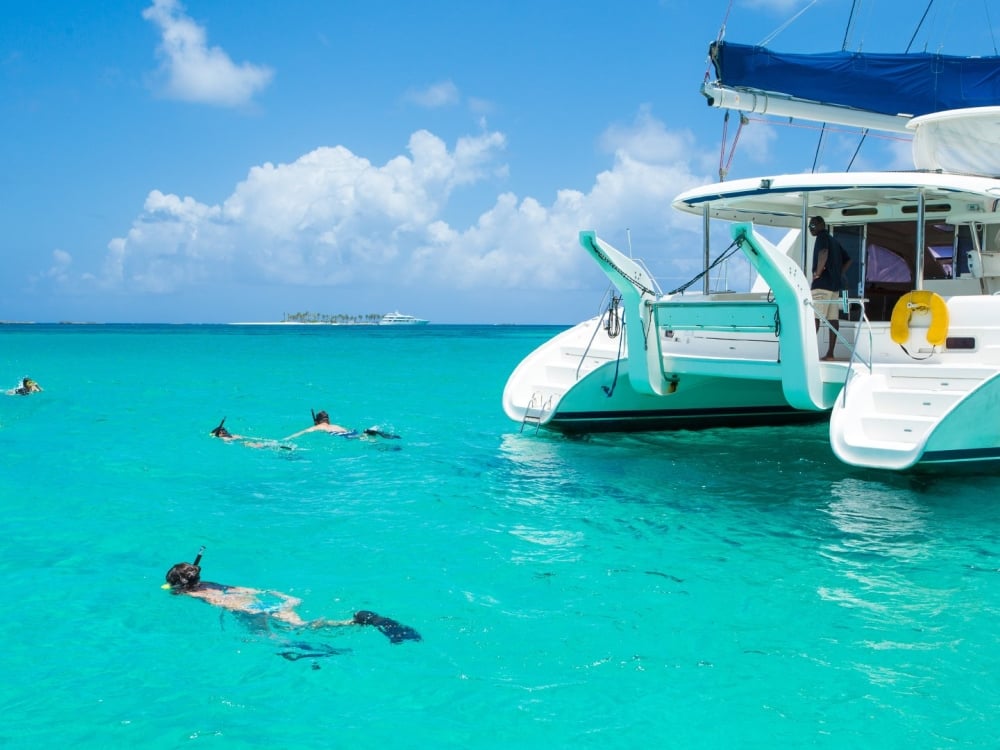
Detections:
915,190,926,290
800,196,810,276
811,295,872,371
838,310,875,407
703,205,711,295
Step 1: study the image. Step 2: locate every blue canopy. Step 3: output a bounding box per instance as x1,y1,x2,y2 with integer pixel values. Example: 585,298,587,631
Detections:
709,41,1000,117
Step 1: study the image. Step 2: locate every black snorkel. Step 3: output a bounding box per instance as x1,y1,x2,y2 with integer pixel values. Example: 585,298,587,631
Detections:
192,545,205,567
311,408,318,425
211,417,227,436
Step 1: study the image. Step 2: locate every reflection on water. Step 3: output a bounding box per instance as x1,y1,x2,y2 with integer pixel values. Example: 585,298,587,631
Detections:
507,526,585,564
822,477,932,563
816,477,982,696
497,427,1000,682
818,477,938,626
494,434,594,564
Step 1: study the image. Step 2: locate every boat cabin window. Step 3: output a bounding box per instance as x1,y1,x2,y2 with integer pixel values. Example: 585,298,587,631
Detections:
954,224,975,277
981,224,1000,254
835,221,960,321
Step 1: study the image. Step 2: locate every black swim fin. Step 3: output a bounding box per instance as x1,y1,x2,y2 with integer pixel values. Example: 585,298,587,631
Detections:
353,610,422,644
363,427,401,439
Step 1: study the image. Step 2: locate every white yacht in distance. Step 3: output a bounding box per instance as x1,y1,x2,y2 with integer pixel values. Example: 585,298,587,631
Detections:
379,311,429,326
504,38,1000,471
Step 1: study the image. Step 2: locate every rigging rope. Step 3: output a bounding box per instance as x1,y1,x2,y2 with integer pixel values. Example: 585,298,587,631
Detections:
846,128,868,172
667,240,741,296
987,0,999,54
718,111,729,180
842,0,859,50
811,127,826,174
716,0,733,45
718,111,748,181
906,1,935,53
590,244,656,297
758,0,819,46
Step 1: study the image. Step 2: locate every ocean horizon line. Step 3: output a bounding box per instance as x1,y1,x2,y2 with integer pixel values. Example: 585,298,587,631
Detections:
0,320,572,327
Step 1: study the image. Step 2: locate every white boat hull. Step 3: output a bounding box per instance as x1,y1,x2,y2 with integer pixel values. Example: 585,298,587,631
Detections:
831,296,1000,469
502,313,829,434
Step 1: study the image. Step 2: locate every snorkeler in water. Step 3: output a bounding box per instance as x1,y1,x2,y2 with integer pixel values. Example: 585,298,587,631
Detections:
210,417,291,450
163,547,421,644
283,409,401,441
6,377,42,396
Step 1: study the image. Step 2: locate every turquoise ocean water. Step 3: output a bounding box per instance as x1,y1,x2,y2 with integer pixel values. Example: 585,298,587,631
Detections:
2,324,999,748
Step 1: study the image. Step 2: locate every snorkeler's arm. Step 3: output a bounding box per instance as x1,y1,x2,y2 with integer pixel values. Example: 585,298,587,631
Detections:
270,591,302,608
282,426,317,440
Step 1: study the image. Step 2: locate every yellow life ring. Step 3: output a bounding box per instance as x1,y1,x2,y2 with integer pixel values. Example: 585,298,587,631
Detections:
889,290,949,346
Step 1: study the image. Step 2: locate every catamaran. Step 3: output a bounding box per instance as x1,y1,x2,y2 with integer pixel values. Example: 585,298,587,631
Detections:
504,37,1000,471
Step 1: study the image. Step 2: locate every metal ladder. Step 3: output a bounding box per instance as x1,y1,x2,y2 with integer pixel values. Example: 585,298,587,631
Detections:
519,393,553,434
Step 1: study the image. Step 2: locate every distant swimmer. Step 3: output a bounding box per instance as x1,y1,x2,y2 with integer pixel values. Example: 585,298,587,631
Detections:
6,377,42,396
283,409,401,441
163,547,421,645
210,417,292,450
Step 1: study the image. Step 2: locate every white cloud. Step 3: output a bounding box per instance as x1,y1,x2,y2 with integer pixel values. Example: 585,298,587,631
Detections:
411,120,711,290
404,80,460,108
27,248,74,291
67,109,714,299
143,0,273,107
600,105,695,164
43,249,73,283
467,97,495,116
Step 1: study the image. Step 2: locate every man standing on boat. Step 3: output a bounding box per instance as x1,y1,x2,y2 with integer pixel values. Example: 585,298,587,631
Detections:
809,216,852,361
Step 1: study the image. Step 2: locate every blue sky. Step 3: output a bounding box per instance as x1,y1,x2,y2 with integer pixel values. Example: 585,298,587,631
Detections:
2,0,996,324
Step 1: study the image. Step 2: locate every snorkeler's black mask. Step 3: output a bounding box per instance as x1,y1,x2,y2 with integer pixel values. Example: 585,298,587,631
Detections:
211,417,231,438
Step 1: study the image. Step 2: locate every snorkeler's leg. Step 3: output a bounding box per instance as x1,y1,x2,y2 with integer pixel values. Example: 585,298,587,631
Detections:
307,617,356,629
